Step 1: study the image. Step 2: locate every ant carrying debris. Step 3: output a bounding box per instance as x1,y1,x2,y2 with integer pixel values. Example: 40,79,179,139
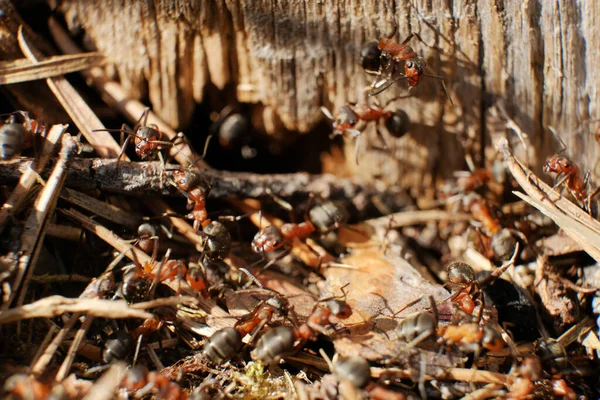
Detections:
361,0,452,102
0,110,45,160
321,98,411,164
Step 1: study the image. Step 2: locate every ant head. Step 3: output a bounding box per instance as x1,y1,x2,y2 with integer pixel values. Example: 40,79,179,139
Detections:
360,41,382,75
251,225,285,253
266,295,289,314
384,109,411,138
543,154,570,174
446,262,475,285
404,56,426,84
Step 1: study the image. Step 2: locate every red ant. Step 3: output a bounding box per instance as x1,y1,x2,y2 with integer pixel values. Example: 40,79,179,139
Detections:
251,192,347,269
118,257,189,303
120,365,188,400
543,127,596,211
361,0,452,102
93,108,181,168
321,98,410,164
445,261,481,316
0,111,46,160
251,296,352,365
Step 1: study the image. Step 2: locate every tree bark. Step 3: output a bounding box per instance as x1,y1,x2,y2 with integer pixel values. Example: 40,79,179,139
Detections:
53,0,600,191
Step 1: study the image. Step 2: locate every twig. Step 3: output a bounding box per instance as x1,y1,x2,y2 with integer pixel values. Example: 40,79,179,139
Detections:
56,315,93,381
0,124,66,231
0,295,153,323
0,158,403,205
17,26,122,159
7,133,77,310
365,209,471,228
0,52,104,84
60,208,152,267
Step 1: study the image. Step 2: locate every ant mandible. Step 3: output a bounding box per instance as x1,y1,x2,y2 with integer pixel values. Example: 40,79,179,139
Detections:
361,0,453,102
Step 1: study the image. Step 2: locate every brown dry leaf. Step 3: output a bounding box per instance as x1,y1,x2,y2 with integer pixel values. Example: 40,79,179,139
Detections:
0,52,104,84
323,225,451,362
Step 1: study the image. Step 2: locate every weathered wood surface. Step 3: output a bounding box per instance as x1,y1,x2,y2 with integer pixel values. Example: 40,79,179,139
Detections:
50,1,600,189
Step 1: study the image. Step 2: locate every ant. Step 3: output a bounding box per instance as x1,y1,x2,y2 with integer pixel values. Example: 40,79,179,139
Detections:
120,365,188,400
543,128,596,211
251,298,352,365
361,0,452,101
202,292,291,364
321,97,411,164
395,302,504,353
507,356,577,400
445,261,481,316
92,107,180,168
0,111,46,160
251,192,347,269
118,258,188,303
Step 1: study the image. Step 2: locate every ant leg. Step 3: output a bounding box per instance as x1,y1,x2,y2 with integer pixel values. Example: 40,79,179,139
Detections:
552,173,569,190
116,133,132,171
382,0,398,39
368,74,409,96
259,248,291,272
302,193,316,223
375,125,389,150
265,188,296,222
138,107,151,129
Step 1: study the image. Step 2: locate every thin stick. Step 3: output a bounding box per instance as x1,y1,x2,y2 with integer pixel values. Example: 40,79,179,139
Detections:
17,26,122,159
0,124,66,230
0,295,153,324
7,134,77,310
0,52,105,84
365,209,471,229
370,366,509,385
0,158,400,207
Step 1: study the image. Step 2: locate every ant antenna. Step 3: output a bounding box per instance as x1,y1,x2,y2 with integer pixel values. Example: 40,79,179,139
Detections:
320,106,335,122
424,73,454,104
548,126,567,154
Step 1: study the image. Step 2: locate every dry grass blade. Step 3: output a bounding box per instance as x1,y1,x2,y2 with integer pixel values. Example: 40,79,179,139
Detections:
0,124,66,230
365,209,471,228
7,134,77,310
0,52,104,84
497,138,600,263
0,295,153,323
16,26,122,159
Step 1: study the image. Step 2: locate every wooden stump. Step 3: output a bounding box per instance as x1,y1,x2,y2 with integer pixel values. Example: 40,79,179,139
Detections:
54,0,600,191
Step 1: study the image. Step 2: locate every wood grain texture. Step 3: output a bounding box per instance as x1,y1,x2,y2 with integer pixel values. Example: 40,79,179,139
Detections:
53,0,600,190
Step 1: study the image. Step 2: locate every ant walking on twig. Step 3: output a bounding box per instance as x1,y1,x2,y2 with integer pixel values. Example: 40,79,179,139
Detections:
543,127,598,212
361,0,452,102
